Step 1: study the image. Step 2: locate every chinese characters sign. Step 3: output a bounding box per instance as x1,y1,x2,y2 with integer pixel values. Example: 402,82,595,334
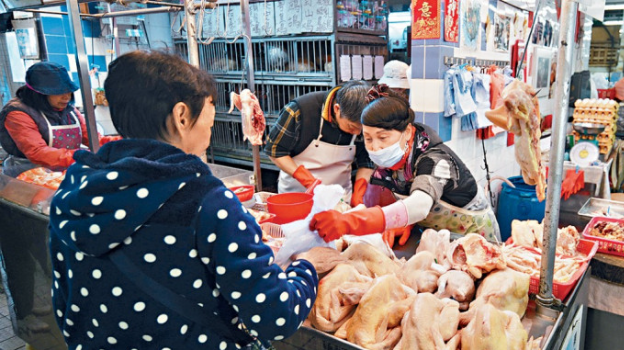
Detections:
444,0,459,42
411,0,440,40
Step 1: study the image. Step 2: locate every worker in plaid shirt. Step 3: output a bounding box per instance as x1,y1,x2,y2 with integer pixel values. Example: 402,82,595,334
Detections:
264,81,374,205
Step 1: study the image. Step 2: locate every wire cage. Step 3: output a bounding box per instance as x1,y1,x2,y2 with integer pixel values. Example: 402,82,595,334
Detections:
198,36,335,82
213,79,333,116
210,81,332,162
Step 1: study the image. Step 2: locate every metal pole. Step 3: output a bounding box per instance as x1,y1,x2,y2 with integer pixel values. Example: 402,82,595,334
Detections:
240,0,262,191
185,0,200,67
536,0,578,308
65,0,99,153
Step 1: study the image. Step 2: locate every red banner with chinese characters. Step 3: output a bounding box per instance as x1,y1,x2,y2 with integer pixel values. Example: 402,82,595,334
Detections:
444,0,459,42
412,0,441,40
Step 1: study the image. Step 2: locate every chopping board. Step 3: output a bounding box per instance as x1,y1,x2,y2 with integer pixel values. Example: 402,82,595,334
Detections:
591,253,624,286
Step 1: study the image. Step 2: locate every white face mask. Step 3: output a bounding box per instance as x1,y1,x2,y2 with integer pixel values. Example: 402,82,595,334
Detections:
368,132,407,168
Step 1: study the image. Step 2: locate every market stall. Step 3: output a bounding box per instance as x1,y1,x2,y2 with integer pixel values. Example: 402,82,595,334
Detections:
1,0,623,347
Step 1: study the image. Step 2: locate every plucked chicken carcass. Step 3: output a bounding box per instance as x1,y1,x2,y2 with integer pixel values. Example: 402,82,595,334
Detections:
511,219,581,256
336,274,416,350
460,268,530,326
394,293,462,350
485,80,546,201
309,263,373,332
460,302,528,350
342,242,402,277
511,219,543,249
228,89,266,146
447,234,506,279
399,251,446,293
415,229,452,270
436,270,476,311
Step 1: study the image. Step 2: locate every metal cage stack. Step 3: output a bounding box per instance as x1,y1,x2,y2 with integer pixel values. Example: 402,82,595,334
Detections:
175,0,389,168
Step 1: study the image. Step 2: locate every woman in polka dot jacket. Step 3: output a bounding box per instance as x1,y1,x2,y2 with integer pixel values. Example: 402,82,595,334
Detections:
49,51,319,350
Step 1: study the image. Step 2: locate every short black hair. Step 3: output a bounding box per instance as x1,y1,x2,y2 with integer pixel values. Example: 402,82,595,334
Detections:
16,85,75,114
361,91,413,131
335,80,369,123
105,50,216,140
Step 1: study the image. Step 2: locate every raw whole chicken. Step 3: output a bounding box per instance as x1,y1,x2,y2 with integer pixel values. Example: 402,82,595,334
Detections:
309,263,373,332
511,219,581,256
485,80,546,201
460,302,528,350
228,89,266,146
394,293,461,350
399,251,446,293
336,274,416,350
415,229,452,271
511,219,543,249
460,268,530,326
447,234,506,279
341,242,402,277
436,270,476,311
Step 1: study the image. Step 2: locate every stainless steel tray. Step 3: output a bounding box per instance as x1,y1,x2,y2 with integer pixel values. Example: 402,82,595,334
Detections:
578,197,624,219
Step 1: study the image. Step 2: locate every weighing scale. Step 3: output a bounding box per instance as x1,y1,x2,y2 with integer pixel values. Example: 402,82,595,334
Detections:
570,123,605,166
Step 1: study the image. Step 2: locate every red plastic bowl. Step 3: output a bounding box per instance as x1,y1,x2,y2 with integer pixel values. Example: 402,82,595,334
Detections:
229,185,254,202
267,192,313,224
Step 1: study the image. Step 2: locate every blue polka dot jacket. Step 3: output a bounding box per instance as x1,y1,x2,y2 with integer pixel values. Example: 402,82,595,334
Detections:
49,139,318,349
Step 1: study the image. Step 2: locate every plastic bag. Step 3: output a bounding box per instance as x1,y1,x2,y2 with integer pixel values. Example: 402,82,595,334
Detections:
274,184,345,266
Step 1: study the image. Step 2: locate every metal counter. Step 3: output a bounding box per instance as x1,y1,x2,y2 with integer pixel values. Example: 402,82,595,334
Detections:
0,175,65,349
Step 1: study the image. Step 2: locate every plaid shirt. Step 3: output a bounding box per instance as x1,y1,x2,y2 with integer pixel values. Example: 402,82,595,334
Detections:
264,100,373,170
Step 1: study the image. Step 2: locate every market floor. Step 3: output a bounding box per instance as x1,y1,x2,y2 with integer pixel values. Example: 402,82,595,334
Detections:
0,291,26,350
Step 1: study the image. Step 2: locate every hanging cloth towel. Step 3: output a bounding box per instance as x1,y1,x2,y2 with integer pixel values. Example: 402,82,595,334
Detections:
444,68,457,117
453,68,478,118
473,73,493,129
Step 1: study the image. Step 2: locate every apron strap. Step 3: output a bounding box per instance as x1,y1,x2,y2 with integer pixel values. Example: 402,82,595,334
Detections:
40,111,54,147
314,117,324,146
68,111,82,141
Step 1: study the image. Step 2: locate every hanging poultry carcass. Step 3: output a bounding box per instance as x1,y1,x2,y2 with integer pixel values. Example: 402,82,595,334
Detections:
228,89,266,146
485,79,546,201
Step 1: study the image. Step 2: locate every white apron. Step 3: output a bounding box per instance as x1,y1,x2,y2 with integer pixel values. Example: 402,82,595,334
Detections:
3,111,81,177
278,117,356,194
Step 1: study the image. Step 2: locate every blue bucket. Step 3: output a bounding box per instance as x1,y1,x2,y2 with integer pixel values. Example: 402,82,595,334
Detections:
496,176,546,241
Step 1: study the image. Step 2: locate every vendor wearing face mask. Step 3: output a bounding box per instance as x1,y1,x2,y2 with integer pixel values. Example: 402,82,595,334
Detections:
0,62,115,177
309,85,500,246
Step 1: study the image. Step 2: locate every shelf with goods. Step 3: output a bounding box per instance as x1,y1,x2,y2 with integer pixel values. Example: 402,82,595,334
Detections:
172,0,388,168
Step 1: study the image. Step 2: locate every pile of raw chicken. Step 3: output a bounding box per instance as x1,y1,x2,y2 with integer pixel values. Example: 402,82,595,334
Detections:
301,226,589,350
302,230,540,350
505,220,592,284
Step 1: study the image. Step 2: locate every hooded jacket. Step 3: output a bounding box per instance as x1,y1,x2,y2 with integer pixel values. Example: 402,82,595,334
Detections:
49,139,318,349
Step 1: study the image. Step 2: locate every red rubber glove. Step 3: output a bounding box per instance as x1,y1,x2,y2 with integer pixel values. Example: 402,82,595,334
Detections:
99,135,122,146
309,206,385,242
382,224,415,248
292,165,321,189
350,178,368,207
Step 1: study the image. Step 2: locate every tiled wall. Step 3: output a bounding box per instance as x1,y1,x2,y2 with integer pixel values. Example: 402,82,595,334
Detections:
408,0,522,203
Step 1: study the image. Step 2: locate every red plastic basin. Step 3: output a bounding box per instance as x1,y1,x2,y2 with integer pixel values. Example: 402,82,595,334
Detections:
267,192,313,224
229,185,254,202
